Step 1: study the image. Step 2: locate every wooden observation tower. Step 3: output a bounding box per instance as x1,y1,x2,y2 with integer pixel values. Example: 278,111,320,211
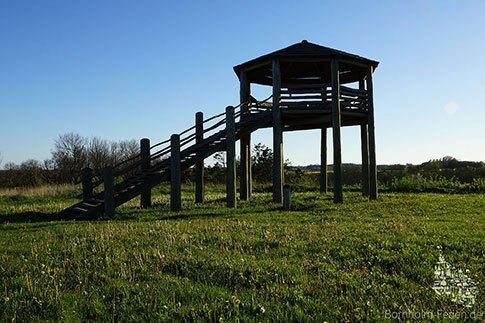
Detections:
63,41,379,219
234,40,379,203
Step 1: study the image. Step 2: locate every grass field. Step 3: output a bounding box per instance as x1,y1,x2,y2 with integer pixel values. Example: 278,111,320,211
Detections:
0,185,484,322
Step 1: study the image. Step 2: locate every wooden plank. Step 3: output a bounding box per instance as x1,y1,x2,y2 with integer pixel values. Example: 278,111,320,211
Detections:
281,88,328,94
331,58,343,204
340,85,367,95
281,101,329,108
281,95,325,100
226,106,236,208
279,82,330,89
170,134,182,211
272,59,283,204
195,112,204,203
367,67,378,200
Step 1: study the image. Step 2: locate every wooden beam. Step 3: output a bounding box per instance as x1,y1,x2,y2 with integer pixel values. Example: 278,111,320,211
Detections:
195,112,204,203
103,166,115,217
226,106,236,208
339,58,373,69
320,128,327,193
361,123,370,197
140,138,151,208
331,58,343,203
272,59,283,203
359,80,370,197
367,67,378,200
239,70,251,200
283,184,291,210
170,134,181,211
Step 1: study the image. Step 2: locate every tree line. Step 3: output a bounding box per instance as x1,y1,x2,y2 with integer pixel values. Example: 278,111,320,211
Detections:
0,134,282,188
1,135,484,190
0,133,138,187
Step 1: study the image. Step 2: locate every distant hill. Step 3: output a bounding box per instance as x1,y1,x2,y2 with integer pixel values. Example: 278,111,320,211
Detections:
289,163,408,171
291,157,484,172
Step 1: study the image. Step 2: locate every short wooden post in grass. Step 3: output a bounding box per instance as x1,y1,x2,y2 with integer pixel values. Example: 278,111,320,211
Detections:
170,134,182,212
283,184,291,210
195,112,204,203
140,138,151,208
103,166,115,217
81,167,93,200
226,106,236,208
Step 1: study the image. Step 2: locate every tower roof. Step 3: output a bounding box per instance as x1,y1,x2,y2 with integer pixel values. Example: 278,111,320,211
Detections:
233,40,379,85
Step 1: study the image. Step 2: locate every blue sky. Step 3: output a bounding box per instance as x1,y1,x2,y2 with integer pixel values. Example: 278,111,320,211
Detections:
1,0,484,166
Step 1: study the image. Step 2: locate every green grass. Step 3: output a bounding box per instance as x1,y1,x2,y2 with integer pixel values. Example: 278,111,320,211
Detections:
0,185,484,322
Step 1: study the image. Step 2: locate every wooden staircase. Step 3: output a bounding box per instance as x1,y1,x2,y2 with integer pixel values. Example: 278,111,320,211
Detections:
62,107,272,219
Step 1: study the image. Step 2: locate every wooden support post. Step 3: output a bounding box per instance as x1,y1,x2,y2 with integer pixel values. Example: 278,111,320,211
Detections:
170,134,181,212
103,166,115,217
240,70,251,200
81,167,93,200
320,128,327,193
361,124,370,196
226,106,236,208
331,59,343,204
272,59,283,203
140,138,151,208
195,112,204,203
283,184,291,210
360,79,370,197
367,67,378,200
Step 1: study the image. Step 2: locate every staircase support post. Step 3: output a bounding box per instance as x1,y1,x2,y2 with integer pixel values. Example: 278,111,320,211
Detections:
361,124,370,196
140,138,151,208
170,134,182,212
367,67,378,200
331,58,343,204
103,166,115,217
195,112,204,203
240,70,251,200
226,106,236,208
82,167,93,200
320,128,327,194
272,59,283,204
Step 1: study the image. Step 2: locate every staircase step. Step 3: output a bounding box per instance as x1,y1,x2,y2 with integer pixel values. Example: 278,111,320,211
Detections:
61,110,272,220
69,207,88,214
86,198,104,204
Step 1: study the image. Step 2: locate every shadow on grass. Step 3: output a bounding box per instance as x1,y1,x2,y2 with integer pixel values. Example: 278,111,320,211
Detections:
1,211,78,224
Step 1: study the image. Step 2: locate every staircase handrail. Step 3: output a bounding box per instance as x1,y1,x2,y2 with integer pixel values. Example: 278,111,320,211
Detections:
77,96,272,193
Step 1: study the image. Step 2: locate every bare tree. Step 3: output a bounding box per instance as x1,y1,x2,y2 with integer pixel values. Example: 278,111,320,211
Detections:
87,137,112,173
52,133,88,182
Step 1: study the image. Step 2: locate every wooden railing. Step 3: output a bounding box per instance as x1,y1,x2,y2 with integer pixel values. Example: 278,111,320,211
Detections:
280,84,331,109
278,84,367,111
340,85,368,111
78,96,273,195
